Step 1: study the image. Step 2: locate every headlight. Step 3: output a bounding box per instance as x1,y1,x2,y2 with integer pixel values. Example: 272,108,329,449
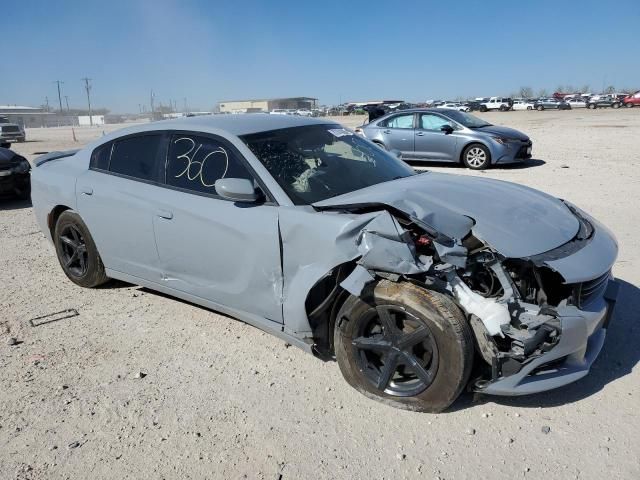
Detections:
12,159,30,174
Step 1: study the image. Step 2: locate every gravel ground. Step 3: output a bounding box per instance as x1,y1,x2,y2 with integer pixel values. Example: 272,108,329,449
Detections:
1,110,639,480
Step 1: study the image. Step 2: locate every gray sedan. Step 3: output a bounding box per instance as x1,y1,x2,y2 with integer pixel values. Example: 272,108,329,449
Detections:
356,108,532,169
30,115,617,412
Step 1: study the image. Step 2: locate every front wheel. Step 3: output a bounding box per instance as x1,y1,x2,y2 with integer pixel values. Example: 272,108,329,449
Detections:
462,143,491,170
536,105,544,111
612,102,620,109
527,106,533,110
589,104,596,109
54,211,109,288
334,281,473,412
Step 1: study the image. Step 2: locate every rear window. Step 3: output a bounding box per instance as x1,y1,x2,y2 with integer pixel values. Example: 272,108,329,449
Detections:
109,135,163,181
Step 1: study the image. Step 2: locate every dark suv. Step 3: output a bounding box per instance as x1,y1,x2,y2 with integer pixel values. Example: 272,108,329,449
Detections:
586,95,621,109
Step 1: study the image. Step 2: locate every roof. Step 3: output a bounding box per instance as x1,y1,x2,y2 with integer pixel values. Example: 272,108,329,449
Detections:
0,105,42,111
97,113,339,142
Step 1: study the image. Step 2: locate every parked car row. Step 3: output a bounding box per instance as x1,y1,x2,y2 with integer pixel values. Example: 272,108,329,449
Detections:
270,109,316,116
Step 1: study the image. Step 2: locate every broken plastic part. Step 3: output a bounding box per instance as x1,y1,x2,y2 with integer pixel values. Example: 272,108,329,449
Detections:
448,272,511,337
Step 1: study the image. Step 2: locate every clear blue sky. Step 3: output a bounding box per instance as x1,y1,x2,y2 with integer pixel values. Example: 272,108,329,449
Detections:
2,0,639,113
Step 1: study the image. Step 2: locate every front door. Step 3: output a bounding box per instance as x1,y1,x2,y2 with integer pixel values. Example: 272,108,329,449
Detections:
413,113,459,161
152,132,283,323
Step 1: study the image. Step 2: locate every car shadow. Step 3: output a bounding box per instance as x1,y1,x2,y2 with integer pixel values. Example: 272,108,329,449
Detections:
404,158,546,171
450,278,640,411
0,198,32,210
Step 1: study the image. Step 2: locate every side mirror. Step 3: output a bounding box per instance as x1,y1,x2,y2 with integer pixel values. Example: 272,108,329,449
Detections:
440,125,454,134
389,149,402,159
215,178,260,203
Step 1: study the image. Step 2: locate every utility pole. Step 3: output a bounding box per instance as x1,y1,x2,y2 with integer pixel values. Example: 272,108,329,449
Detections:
183,97,187,113
64,95,70,112
82,77,93,126
45,96,50,112
54,80,64,113
150,90,156,118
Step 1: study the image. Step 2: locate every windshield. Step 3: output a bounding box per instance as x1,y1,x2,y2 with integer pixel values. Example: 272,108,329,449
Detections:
240,125,415,205
440,110,492,128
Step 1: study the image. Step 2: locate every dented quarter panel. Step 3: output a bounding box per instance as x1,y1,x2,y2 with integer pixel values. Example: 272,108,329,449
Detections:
314,172,580,258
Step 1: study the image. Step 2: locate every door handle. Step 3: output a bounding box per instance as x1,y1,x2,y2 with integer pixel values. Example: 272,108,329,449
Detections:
79,186,93,195
156,209,173,220
415,132,426,136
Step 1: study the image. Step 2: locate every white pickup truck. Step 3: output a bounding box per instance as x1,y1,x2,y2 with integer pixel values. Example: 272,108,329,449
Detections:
479,97,512,112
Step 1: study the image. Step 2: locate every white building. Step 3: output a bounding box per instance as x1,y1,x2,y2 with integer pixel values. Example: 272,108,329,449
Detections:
78,115,105,126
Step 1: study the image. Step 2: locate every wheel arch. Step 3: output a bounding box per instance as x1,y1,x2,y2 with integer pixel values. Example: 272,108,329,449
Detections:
304,260,357,358
459,140,492,165
48,205,73,238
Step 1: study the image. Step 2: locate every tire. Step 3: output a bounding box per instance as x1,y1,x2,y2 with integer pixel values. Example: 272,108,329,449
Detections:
479,106,488,112
527,106,532,110
16,184,31,201
612,103,620,109
626,103,634,108
54,211,109,288
499,105,506,112
589,104,596,109
334,281,473,412
462,143,491,170
536,105,544,111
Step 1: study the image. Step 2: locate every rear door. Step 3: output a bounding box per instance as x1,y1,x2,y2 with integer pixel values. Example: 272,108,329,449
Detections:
413,112,458,161
76,133,166,280
378,113,415,156
151,132,283,323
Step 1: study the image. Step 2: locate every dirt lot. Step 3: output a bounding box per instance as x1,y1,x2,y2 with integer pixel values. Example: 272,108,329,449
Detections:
1,110,639,480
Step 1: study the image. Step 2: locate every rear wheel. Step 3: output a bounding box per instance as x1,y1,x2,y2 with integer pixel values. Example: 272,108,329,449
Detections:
54,211,109,288
462,143,491,170
334,281,473,412
626,103,634,108
589,103,596,109
536,105,544,111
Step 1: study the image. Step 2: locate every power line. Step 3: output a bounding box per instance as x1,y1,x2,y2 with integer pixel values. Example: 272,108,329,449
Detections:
82,78,93,126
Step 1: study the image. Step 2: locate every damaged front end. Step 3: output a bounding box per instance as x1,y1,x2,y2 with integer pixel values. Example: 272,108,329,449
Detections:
316,198,619,396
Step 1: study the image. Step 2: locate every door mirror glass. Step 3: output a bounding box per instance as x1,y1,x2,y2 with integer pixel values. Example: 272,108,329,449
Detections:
215,178,259,202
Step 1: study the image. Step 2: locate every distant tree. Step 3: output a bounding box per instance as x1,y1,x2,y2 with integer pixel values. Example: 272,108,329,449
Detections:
556,85,566,93
565,85,575,93
580,84,590,93
519,86,533,98
604,85,616,94
538,88,548,98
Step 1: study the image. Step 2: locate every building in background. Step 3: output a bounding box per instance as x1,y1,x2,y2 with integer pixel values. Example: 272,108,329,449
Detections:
218,97,318,114
78,115,105,126
0,105,56,127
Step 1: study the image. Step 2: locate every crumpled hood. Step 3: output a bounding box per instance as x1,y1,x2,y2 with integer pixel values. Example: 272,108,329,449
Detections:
313,172,580,259
474,125,529,141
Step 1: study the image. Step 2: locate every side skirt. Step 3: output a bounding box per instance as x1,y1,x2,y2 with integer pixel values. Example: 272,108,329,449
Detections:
105,268,314,354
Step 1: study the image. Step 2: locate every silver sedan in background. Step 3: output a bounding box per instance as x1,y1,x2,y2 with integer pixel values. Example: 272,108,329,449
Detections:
356,109,532,170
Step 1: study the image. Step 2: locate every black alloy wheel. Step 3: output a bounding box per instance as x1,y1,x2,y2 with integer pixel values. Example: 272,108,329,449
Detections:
58,224,89,277
352,305,439,397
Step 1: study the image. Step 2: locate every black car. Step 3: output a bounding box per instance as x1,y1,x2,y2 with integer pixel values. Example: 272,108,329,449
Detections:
0,147,31,199
465,100,484,111
586,95,622,109
533,98,571,110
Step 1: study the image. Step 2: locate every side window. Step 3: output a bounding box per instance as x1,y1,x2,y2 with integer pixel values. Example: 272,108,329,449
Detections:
109,135,162,181
90,142,112,170
165,134,253,195
384,114,414,129
419,114,454,131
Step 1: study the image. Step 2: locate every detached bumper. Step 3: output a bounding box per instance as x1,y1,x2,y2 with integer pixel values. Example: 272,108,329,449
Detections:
476,278,619,396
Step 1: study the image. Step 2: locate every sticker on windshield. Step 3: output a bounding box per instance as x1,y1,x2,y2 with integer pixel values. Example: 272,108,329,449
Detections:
328,128,353,137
